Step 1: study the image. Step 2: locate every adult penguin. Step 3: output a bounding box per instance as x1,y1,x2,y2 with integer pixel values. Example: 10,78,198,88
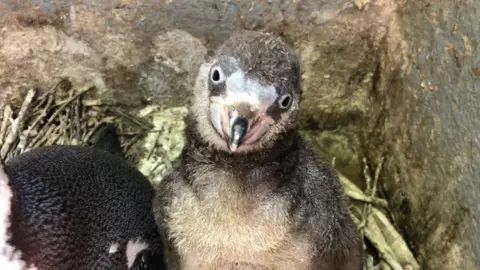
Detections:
1,123,166,270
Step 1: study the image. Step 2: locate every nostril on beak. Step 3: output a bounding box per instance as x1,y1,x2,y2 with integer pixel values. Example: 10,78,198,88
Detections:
229,116,249,152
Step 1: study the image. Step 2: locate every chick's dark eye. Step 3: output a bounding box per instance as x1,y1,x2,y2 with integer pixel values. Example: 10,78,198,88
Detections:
211,67,224,83
212,70,220,81
279,94,292,109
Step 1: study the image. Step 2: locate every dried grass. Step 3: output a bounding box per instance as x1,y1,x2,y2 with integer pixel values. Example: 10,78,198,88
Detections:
0,78,187,182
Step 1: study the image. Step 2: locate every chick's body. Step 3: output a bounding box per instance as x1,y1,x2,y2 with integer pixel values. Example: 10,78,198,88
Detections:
154,31,362,270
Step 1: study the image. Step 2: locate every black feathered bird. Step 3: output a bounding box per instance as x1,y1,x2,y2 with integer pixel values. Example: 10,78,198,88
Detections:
153,31,363,269
0,124,166,270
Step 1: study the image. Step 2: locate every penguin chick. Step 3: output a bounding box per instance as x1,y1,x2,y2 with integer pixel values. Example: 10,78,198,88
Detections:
2,129,166,269
153,30,363,270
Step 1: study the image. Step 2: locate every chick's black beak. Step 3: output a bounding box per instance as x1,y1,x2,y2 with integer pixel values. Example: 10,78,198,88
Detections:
228,116,249,152
223,101,256,152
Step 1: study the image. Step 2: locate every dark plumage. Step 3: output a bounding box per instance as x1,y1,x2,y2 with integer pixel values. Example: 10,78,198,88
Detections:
0,124,166,270
91,122,125,158
153,31,362,269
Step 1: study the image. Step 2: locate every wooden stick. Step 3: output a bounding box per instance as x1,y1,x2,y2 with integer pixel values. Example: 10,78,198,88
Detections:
0,106,13,146
339,172,419,269
112,108,153,130
1,89,36,160
350,210,403,270
18,94,54,153
46,86,94,127
345,190,388,208
29,86,94,149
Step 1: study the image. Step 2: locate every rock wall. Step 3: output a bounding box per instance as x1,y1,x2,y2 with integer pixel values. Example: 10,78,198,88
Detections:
367,0,480,269
0,0,478,269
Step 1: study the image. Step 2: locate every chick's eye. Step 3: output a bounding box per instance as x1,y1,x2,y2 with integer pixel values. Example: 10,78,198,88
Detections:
211,67,225,84
279,94,292,109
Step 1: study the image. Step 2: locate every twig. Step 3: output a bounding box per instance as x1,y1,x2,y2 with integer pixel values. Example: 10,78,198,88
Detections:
122,133,142,156
30,90,50,113
30,94,54,130
45,125,64,146
119,131,145,136
68,102,75,142
46,86,95,127
18,94,54,153
359,157,386,232
371,157,385,198
146,132,161,160
80,116,88,140
17,130,29,154
29,87,94,149
359,158,373,235
74,98,82,144
32,124,57,149
374,262,392,270
82,121,104,145
350,211,403,270
148,161,164,178
371,209,419,269
1,89,36,160
0,106,13,145
366,255,375,270
29,79,70,114
345,190,388,208
340,172,419,270
112,108,153,130
82,99,104,106
61,106,71,144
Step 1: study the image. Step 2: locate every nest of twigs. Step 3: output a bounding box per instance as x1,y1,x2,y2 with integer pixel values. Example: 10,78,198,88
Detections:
0,79,419,270
0,78,187,183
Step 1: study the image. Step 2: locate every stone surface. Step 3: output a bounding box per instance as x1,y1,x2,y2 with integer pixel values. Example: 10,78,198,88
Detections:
0,5,207,107
0,0,479,269
365,1,480,269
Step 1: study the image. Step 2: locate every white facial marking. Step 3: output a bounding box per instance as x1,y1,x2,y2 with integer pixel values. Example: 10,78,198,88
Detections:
210,102,224,137
224,70,277,107
0,164,37,270
108,243,119,254
126,238,149,268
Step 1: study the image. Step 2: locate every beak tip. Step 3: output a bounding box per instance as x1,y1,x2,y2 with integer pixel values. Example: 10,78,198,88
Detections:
229,144,238,152
228,116,249,153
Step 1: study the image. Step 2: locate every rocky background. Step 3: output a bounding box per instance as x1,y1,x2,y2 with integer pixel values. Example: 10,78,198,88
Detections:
0,0,479,269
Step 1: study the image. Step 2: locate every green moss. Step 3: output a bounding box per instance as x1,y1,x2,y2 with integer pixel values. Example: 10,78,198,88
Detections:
301,127,363,188
132,105,188,184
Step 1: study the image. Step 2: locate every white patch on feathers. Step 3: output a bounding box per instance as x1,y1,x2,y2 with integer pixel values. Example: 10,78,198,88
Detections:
0,163,37,270
108,243,119,254
126,238,149,268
